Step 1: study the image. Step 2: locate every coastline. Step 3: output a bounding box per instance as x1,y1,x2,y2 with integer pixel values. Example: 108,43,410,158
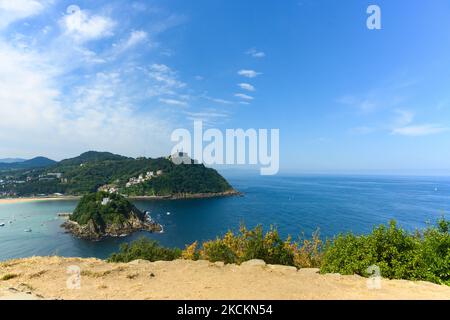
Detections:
129,189,242,201
0,190,242,205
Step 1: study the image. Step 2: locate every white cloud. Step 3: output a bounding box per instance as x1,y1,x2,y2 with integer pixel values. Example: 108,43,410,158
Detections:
184,110,230,126
390,109,448,136
201,94,232,105
238,83,255,92
61,7,115,43
0,0,46,29
148,64,185,88
337,95,378,113
238,69,261,78
246,48,265,58
159,98,187,107
121,30,148,50
392,124,449,136
235,93,254,100
0,40,173,159
393,109,414,127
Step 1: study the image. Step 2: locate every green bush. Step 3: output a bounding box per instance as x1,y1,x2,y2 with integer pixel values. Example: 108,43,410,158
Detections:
108,219,449,286
108,237,181,263
320,218,450,285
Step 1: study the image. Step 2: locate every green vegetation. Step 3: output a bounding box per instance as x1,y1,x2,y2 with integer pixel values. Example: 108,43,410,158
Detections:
320,218,450,285
0,151,233,197
108,218,450,286
108,238,182,263
71,192,137,227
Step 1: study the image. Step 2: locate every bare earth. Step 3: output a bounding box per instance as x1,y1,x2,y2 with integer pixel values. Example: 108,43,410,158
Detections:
1,257,449,300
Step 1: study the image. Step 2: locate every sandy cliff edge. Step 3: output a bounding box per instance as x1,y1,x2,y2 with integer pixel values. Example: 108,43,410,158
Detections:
1,257,449,300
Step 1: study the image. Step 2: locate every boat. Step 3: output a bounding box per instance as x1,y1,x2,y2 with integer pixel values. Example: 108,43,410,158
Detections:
57,212,72,217
24,228,32,232
0,223,5,227
166,212,171,215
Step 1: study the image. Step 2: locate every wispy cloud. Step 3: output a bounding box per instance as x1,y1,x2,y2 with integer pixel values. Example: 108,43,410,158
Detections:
337,95,378,113
246,48,265,58
159,98,188,107
238,69,261,78
391,109,448,136
235,93,254,100
0,0,47,29
201,94,233,105
392,124,449,136
183,109,230,126
238,83,255,92
0,3,190,158
117,30,148,51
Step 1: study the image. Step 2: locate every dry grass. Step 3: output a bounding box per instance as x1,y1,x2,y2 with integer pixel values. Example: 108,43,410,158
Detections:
1,273,19,281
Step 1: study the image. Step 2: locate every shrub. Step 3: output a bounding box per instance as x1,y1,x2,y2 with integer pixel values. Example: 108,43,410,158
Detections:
181,241,200,260
108,237,181,263
293,230,323,268
108,219,449,286
198,225,294,265
320,218,450,285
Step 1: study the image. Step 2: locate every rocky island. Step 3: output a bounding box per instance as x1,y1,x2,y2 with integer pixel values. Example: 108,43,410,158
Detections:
62,192,162,241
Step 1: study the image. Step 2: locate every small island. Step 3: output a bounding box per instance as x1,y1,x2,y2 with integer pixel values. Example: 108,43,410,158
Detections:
62,192,162,241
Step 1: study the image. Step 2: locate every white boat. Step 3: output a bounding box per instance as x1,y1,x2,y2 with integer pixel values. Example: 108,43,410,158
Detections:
166,212,171,215
24,228,32,232
0,223,5,227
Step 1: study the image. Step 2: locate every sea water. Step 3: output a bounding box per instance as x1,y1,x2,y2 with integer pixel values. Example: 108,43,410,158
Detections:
1,174,449,261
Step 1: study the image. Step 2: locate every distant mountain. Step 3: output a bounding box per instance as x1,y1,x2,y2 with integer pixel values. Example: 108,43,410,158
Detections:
0,158,26,164
0,157,56,171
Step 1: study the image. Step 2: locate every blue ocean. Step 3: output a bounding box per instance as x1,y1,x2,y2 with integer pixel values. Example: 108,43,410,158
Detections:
1,174,449,261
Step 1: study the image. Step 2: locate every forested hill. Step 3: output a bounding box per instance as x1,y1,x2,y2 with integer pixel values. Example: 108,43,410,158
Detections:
0,151,234,197
0,157,56,170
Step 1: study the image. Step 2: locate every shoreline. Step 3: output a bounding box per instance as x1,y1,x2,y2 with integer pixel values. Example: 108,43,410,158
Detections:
0,196,81,204
0,190,242,205
129,190,242,201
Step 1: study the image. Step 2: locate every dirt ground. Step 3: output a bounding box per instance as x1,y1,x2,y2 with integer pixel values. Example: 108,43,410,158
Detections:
1,257,449,300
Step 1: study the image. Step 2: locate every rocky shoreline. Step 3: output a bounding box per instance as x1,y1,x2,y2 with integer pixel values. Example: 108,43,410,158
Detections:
129,189,242,200
0,190,241,204
62,209,162,241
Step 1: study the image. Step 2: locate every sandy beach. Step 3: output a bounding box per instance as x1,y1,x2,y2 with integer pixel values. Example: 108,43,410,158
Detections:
1,257,449,300
0,196,81,205
0,191,241,205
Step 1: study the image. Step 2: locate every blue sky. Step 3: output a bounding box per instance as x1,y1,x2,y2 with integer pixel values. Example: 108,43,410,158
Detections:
1,0,450,174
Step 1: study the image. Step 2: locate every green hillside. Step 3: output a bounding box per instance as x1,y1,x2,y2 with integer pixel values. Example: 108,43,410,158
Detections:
0,151,234,197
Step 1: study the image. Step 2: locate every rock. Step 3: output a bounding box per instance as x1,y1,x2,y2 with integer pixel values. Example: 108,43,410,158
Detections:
297,268,320,275
240,259,266,267
62,209,162,241
193,260,210,267
266,264,298,274
128,259,150,266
